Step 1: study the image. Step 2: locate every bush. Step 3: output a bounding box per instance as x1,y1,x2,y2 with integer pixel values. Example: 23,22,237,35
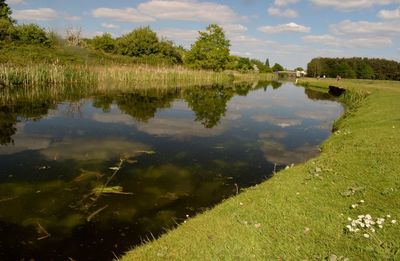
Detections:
15,24,50,46
117,26,160,57
91,33,116,53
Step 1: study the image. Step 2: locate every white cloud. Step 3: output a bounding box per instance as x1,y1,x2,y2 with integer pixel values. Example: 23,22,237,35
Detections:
137,0,242,23
91,8,155,23
310,0,400,11
378,7,400,19
101,23,120,29
13,8,59,21
6,0,25,4
222,24,248,34
92,1,241,24
330,20,400,37
275,0,300,6
268,7,298,17
156,28,198,44
12,8,80,22
258,22,310,33
303,34,393,48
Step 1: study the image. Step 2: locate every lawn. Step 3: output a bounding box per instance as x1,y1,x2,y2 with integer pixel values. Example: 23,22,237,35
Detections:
121,78,400,260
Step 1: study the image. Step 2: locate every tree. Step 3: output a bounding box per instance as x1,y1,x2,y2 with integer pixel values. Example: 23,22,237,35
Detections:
0,0,14,23
117,26,160,57
265,58,270,68
91,33,116,53
0,0,15,41
272,63,284,72
295,67,304,71
357,62,374,79
185,24,230,71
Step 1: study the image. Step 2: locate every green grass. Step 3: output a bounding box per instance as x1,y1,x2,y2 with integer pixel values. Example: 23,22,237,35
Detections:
121,78,400,260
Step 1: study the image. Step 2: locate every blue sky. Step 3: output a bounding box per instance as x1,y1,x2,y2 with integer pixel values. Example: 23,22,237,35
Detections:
6,0,400,68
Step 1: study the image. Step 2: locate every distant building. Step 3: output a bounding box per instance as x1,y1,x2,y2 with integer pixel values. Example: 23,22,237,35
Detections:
296,70,307,78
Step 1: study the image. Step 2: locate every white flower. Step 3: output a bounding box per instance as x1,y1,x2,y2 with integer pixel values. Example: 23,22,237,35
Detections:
391,220,397,224
360,200,365,203
347,217,352,221
370,228,375,233
387,215,391,218
365,214,372,220
363,233,370,238
351,204,358,209
378,225,383,229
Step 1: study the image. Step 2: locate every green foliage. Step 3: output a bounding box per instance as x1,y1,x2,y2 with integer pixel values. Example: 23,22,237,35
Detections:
251,59,270,73
271,63,284,72
117,26,160,57
15,23,50,46
0,0,14,23
91,33,116,53
158,39,183,64
295,67,304,71
0,17,14,41
185,24,230,71
113,27,182,64
307,57,400,80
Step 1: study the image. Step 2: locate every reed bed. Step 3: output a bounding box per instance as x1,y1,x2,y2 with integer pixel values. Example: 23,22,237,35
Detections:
0,64,236,89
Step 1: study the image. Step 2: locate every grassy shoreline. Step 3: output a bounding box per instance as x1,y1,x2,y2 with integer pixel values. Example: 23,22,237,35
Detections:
121,78,400,260
0,64,275,90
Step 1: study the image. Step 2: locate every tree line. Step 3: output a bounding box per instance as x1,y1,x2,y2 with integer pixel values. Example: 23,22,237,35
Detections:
1,1,279,72
307,57,400,81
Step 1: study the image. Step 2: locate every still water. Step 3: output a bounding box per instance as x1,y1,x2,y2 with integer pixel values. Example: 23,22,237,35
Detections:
0,82,343,260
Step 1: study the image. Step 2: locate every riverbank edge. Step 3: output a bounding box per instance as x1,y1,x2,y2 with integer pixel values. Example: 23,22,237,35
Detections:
121,78,400,260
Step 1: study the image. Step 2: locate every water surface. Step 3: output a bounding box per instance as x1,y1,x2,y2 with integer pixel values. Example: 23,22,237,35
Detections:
0,82,343,260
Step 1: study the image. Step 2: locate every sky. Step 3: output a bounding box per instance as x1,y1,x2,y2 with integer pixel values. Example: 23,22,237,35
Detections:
6,0,400,69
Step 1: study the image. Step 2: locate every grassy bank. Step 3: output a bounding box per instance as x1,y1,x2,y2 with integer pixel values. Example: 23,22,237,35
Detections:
0,44,275,90
121,78,400,260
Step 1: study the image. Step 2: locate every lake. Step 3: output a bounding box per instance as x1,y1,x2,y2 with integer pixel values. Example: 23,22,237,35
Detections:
0,81,343,260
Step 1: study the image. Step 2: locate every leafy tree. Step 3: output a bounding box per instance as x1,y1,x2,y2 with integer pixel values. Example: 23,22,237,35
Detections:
0,0,15,41
307,57,400,80
295,67,304,71
272,63,284,72
357,62,375,79
0,0,14,23
117,26,160,57
15,24,49,45
185,24,230,71
91,33,116,53
0,17,14,41
337,61,356,78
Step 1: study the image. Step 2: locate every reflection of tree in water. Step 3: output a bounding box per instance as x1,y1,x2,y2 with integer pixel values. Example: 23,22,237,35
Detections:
271,81,283,89
184,85,234,128
92,96,114,113
116,89,180,122
0,107,17,145
304,88,335,101
233,83,253,96
0,101,55,145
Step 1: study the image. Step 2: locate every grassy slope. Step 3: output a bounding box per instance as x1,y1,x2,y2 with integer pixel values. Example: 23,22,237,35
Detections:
122,78,400,260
